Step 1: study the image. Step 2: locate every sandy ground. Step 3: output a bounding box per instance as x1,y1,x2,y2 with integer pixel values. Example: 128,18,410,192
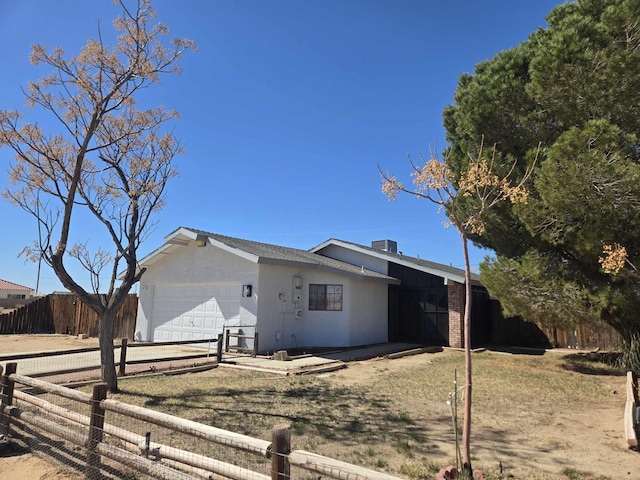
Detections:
1,335,94,479
0,449,82,480
0,335,639,479
0,334,101,356
327,351,638,478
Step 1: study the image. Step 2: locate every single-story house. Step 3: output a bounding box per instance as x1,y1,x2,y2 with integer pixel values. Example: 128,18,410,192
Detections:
0,279,34,310
0,279,33,299
133,227,492,353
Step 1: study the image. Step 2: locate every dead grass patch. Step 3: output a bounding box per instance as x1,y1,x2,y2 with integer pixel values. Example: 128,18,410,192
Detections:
89,349,632,480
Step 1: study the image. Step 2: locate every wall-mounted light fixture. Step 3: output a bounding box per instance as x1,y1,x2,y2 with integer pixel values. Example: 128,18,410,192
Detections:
242,284,252,297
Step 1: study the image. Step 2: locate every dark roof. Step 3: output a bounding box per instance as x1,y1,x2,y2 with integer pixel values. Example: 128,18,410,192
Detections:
173,228,395,281
311,238,481,284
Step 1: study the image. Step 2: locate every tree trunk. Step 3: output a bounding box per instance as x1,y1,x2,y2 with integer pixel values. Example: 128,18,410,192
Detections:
99,309,118,392
460,231,473,479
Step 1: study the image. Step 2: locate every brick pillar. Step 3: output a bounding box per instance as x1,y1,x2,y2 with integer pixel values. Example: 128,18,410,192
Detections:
448,281,465,348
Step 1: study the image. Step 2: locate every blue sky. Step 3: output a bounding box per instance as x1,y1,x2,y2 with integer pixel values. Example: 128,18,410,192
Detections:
0,0,567,294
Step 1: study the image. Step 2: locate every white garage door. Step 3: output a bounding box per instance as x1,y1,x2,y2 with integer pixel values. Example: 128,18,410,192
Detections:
151,283,241,342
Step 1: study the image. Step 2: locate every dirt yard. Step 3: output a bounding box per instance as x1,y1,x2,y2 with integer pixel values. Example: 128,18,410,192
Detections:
1,335,95,480
0,335,639,479
0,333,100,355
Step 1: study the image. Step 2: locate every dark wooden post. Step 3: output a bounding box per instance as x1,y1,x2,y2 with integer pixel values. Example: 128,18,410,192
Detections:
216,333,223,363
119,338,128,377
271,424,291,480
224,328,230,353
85,383,107,479
253,331,259,357
0,362,17,436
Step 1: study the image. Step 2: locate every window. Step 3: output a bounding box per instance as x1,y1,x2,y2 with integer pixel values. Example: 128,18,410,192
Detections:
8,294,26,299
309,284,343,311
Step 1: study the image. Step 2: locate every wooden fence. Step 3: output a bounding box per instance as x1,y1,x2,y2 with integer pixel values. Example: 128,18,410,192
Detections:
0,297,34,310
539,323,622,350
490,302,622,350
0,294,137,339
0,362,403,480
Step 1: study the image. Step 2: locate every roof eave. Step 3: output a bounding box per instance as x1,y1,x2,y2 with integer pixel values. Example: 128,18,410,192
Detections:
257,257,397,283
313,239,482,285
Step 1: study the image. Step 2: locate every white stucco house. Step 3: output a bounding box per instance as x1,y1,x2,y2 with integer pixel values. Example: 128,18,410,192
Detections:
134,227,399,353
133,227,493,353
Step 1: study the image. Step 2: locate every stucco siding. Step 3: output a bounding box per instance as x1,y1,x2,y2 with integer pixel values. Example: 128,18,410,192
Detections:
315,244,389,275
136,242,258,342
346,278,388,345
0,289,32,299
255,264,352,352
255,265,388,353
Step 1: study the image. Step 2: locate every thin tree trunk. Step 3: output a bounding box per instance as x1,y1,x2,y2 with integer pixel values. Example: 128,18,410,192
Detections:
99,309,118,392
460,231,473,479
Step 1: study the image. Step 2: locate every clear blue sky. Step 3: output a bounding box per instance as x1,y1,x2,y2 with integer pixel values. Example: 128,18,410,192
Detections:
0,0,567,294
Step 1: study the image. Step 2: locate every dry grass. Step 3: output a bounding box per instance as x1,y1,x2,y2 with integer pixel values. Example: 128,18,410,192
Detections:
94,349,630,480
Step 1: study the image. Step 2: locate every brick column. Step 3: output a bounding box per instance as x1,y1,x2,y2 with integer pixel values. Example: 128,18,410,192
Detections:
448,281,465,348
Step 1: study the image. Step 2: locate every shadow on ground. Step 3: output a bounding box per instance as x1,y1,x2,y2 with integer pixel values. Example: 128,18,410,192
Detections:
560,351,625,376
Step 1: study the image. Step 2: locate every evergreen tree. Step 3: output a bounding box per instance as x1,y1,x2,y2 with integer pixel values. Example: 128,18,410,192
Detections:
444,0,640,368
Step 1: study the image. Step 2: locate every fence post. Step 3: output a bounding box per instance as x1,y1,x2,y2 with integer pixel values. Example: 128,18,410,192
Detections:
119,338,128,377
216,333,223,363
271,424,291,480
0,362,17,436
85,383,108,480
253,331,259,357
225,328,230,353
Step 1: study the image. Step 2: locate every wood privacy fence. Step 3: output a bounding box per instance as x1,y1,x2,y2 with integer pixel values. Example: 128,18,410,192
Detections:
539,323,622,350
489,302,622,350
0,294,137,339
0,363,403,480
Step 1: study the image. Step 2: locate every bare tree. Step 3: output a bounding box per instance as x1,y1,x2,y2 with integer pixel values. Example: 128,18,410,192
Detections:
0,0,196,392
380,143,535,478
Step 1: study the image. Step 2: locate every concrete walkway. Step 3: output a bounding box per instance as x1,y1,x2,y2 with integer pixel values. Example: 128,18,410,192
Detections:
222,343,425,374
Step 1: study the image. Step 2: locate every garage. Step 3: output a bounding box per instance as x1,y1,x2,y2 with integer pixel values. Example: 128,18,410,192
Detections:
150,283,241,341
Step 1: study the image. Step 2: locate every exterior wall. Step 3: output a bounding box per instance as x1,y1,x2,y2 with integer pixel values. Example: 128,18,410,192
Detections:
345,279,388,346
136,242,258,341
448,281,465,348
0,288,32,300
315,245,389,275
256,265,389,353
136,241,389,350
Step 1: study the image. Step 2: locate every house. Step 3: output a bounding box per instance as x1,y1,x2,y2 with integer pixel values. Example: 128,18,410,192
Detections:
133,227,492,353
310,239,492,348
0,279,34,310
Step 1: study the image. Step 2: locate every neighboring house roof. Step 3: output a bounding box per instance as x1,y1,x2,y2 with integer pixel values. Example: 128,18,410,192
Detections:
136,227,398,283
310,238,482,286
0,279,33,291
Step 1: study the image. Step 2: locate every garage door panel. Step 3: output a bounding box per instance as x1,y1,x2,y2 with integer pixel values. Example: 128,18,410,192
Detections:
151,283,244,342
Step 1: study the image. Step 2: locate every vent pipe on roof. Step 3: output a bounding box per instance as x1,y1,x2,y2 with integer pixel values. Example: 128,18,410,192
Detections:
371,240,397,253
